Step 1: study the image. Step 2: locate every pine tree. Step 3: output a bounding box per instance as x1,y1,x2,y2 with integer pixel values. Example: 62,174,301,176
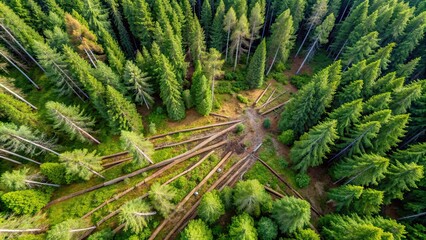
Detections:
188,15,206,61
374,114,409,154
99,28,126,73
229,213,257,240
247,2,264,63
120,130,154,165
230,14,250,70
194,75,212,116
59,149,103,181
1,167,60,191
353,188,383,215
121,0,153,46
200,0,212,44
246,39,266,89
335,80,364,106
46,219,88,240
329,99,363,136
181,219,213,240
340,60,366,86
198,190,225,224
363,92,392,114
396,57,421,78
341,31,379,67
210,0,225,51
202,48,224,103
233,179,272,217
390,82,422,114
104,0,133,55
392,142,426,165
373,72,396,94
119,199,155,234
361,110,392,125
148,182,176,217
360,60,382,98
272,196,311,233
105,85,144,132
346,10,378,48
367,43,395,72
223,7,237,61
328,185,364,212
233,0,248,18
159,55,186,121
332,154,389,186
124,61,154,109
45,101,99,144
80,0,112,34
266,9,294,75
333,121,381,159
92,61,123,91
257,217,278,240
291,120,339,173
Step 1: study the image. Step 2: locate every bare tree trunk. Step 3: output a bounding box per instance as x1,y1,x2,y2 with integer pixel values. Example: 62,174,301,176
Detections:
52,62,89,100
134,145,154,164
69,226,96,233
234,37,241,70
11,134,59,155
296,38,319,74
262,1,271,37
0,82,37,109
0,51,40,89
0,148,40,164
0,155,22,165
266,47,280,75
133,211,157,216
83,48,97,68
0,229,43,233
398,212,426,220
25,180,60,187
296,12,319,57
339,0,352,23
225,30,231,61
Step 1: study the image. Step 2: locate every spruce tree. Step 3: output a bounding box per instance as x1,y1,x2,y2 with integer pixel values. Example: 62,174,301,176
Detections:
229,213,257,240
148,182,176,217
328,185,364,212
392,142,426,164
181,219,214,240
363,92,392,114
99,28,126,73
272,196,311,233
0,92,37,127
194,75,213,116
361,110,392,125
230,14,250,70
380,161,424,203
291,120,339,173
246,39,266,89
202,48,224,103
341,31,379,67
120,130,154,165
360,60,382,98
247,2,264,63
341,60,366,86
121,0,153,46
353,188,383,215
198,191,225,224
104,0,133,55
233,179,272,217
373,72,396,94
329,99,363,136
159,55,186,121
223,7,237,61
390,82,422,114
335,80,363,106
332,154,389,186
396,57,421,78
59,149,103,181
374,114,409,154
124,61,154,109
188,15,206,61
200,0,212,44
367,43,395,72
1,167,60,191
45,101,99,144
266,9,294,75
210,0,225,51
119,199,154,234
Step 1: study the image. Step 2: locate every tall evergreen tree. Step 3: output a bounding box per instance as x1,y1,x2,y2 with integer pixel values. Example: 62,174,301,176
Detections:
367,43,395,72
148,182,176,217
0,92,37,127
335,80,364,106
119,199,155,234
200,0,212,44
374,114,409,154
361,110,392,125
246,2,265,63
104,0,133,55
198,190,225,224
230,14,250,70
223,7,237,61
1,168,60,190
159,55,186,121
332,154,389,186
124,61,154,109
390,81,422,114
291,120,338,172
353,188,383,215
373,72,396,94
396,57,421,78
121,0,153,46
202,48,224,103
233,179,272,217
229,213,257,240
329,99,363,136
266,9,294,75
363,92,392,114
210,0,225,51
272,196,311,233
341,32,379,67
380,161,424,203
181,219,214,240
188,15,206,61
328,185,364,212
59,149,103,181
246,39,266,89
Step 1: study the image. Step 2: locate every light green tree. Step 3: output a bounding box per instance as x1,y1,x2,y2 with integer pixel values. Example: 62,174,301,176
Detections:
272,196,311,233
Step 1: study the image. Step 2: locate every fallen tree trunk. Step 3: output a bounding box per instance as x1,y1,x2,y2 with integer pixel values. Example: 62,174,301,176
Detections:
148,120,241,140
257,90,287,110
253,83,271,106
154,134,213,150
260,99,291,116
210,113,231,119
264,185,285,198
149,151,234,240
101,157,132,168
101,151,129,160
0,148,41,165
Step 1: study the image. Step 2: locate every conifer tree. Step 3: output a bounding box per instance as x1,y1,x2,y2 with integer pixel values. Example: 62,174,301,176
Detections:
266,10,294,75
332,154,389,186
99,28,126,73
104,0,133,56
233,0,248,18
360,60,382,98
329,99,363,136
148,182,176,217
229,213,257,240
340,61,366,86
272,196,311,233
361,110,392,125
374,114,409,154
231,14,250,70
181,219,214,240
341,32,379,67
396,57,421,78
198,190,225,224
0,92,37,127
45,101,99,144
246,39,266,89
46,219,88,240
367,43,395,72
233,179,272,217
121,0,153,46
363,92,392,114
92,61,123,91
373,72,396,94
194,75,212,116
1,167,60,190
124,61,153,109
333,121,381,159
335,80,363,106
202,48,224,103
210,0,225,51
59,149,103,181
119,199,155,234
381,161,424,204
392,142,426,164
346,10,378,48
120,130,154,165
291,120,339,172
390,82,422,114
328,185,364,212
353,188,383,215
201,0,212,44
159,55,186,121
223,7,237,61
247,2,264,63
188,16,206,61
105,85,144,132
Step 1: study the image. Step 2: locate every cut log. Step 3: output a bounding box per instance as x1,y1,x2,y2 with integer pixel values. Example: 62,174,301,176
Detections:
257,90,287,110
264,185,285,198
101,151,129,160
260,99,291,115
148,120,241,140
0,155,22,165
0,148,41,165
0,82,37,110
253,83,271,106
101,157,132,168
154,134,213,150
210,113,231,119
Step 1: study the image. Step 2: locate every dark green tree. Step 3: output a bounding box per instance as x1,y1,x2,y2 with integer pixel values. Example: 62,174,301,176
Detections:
353,188,384,215
329,99,363,136
363,92,392,114
390,82,422,114
124,61,154,109
247,2,265,63
393,142,426,164
121,0,153,46
200,0,212,43
120,130,154,165
257,217,278,240
328,185,364,212
246,39,266,89
396,57,421,78
188,15,206,61
342,31,379,67
210,0,225,51
335,80,364,106
233,179,272,217
374,114,409,154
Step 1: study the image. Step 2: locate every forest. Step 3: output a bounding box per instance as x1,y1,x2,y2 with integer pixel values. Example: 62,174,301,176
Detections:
0,0,425,239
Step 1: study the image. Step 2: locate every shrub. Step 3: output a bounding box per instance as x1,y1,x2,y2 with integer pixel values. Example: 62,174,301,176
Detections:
237,94,249,104
232,81,249,92
263,118,271,129
40,163,69,184
278,130,295,145
270,72,288,84
148,122,157,135
235,124,246,134
291,74,311,89
1,189,50,214
278,156,289,168
295,173,311,188
215,81,233,94
257,217,278,240
182,89,193,109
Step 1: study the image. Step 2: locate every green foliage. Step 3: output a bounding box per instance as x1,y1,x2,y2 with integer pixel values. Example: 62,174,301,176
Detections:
0,92,37,127
233,179,272,217
148,122,157,135
59,149,102,181
295,173,311,188
198,190,225,224
342,32,379,66
181,219,213,240
87,228,113,240
374,114,409,154
124,61,153,108
46,219,85,240
393,142,426,164
291,120,338,172
257,217,278,240
220,186,233,210
229,213,257,240
263,118,271,129
246,40,266,89
1,189,50,214
329,99,363,136
272,196,311,233
363,92,392,114
40,162,71,184
294,229,320,240
1,167,28,191
182,89,193,109
335,80,363,106
290,74,311,89
148,182,176,217
353,188,383,215
328,185,363,212
121,0,153,46
120,131,154,165
236,94,249,104
235,124,246,134
336,121,381,157
278,129,295,145
390,81,422,114
119,199,154,234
